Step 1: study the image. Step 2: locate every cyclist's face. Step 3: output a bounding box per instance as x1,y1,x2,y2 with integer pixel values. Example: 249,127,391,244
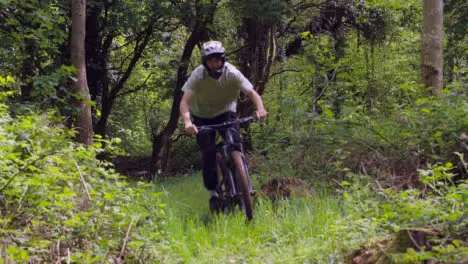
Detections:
206,57,222,71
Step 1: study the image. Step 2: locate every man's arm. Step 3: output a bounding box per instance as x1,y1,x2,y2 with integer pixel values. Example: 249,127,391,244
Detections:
180,91,198,134
246,89,268,119
231,64,268,119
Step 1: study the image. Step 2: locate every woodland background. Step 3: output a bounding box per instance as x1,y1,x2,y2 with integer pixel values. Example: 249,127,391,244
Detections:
0,0,467,262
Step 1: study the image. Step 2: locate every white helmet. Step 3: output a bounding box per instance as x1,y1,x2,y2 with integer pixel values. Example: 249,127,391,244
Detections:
202,41,225,60
201,41,226,79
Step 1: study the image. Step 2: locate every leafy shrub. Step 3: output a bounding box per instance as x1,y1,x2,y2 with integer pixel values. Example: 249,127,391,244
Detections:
0,97,168,262
340,162,468,263
253,83,468,186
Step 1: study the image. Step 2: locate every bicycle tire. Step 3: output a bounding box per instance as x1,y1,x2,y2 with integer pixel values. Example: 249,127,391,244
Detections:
232,151,253,220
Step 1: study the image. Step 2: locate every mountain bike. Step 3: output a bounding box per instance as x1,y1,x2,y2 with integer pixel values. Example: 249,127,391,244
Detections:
197,116,257,221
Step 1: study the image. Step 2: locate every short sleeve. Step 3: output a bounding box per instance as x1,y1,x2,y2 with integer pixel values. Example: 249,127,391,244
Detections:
181,74,196,93
233,68,254,94
182,66,203,93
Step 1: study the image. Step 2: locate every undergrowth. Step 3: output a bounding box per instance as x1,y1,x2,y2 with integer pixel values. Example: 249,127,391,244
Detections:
0,95,168,263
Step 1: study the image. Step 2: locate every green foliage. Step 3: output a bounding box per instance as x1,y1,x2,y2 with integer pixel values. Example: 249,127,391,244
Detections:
0,0,68,75
31,65,76,105
255,80,467,185
254,4,466,181
377,162,468,262
0,0,467,261
107,35,183,156
227,0,290,24
0,98,167,262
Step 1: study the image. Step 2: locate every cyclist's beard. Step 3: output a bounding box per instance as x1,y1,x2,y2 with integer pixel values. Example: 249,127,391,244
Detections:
208,66,224,80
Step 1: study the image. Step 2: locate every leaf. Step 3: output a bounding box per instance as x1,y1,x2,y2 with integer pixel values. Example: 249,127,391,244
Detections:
340,181,351,186
300,31,313,39
84,100,96,107
452,240,462,248
104,192,115,201
64,219,76,227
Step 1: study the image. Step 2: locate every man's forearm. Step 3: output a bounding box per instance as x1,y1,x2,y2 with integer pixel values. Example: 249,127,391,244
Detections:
180,93,193,124
180,105,192,124
248,90,265,111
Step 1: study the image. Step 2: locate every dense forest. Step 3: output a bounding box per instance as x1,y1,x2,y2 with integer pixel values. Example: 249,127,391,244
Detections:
0,0,467,263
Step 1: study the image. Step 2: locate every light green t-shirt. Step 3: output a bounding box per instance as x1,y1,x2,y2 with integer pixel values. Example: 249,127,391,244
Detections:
181,62,253,118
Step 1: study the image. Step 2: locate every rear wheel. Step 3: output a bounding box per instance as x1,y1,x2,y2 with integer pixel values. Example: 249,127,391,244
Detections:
232,151,253,220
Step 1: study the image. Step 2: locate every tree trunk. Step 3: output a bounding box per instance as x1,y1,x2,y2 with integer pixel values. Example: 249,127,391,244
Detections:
330,30,345,118
85,4,103,103
150,1,218,175
18,3,39,101
93,36,113,137
95,92,112,138
20,39,36,100
150,24,207,175
95,23,153,139
237,19,276,99
237,20,276,151
421,0,443,96
71,0,93,146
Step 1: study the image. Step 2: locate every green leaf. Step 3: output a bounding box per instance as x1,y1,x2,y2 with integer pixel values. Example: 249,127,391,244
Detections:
452,240,462,248
340,181,351,186
300,31,313,39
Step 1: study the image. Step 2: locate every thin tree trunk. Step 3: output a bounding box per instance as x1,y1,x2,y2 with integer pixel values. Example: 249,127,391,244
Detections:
421,0,443,96
331,31,345,118
237,21,276,151
71,0,93,146
150,24,206,175
150,1,218,175
85,4,103,103
20,39,36,100
95,23,153,139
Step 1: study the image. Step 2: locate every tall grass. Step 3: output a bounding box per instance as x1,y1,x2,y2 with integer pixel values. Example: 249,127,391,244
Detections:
152,174,379,263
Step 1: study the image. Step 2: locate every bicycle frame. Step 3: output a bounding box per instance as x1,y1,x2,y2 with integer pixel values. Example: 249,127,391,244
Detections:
197,116,256,213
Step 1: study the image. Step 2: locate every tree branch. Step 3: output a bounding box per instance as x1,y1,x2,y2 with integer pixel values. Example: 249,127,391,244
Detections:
110,22,154,100
117,218,135,264
171,132,190,143
226,44,250,57
115,73,153,98
270,69,301,78
74,161,92,202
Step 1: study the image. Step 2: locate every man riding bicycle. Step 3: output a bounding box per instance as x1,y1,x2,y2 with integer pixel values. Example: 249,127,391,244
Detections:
179,40,268,212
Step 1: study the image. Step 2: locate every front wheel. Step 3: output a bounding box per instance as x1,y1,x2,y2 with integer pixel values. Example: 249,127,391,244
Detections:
232,151,253,220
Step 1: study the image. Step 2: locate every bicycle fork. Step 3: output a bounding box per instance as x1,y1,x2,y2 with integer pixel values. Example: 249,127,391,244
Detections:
219,145,237,199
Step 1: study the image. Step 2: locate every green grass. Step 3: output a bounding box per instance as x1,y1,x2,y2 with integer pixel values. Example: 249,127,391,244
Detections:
150,174,379,264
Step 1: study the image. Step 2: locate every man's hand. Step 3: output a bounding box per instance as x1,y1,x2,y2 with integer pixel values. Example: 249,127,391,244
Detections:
255,108,268,119
184,122,198,135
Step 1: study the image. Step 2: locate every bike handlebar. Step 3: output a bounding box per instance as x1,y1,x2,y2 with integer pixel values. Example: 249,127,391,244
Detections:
197,116,258,131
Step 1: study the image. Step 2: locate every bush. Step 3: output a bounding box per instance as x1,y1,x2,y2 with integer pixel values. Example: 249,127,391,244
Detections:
0,98,168,262
340,162,468,263
252,84,468,186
